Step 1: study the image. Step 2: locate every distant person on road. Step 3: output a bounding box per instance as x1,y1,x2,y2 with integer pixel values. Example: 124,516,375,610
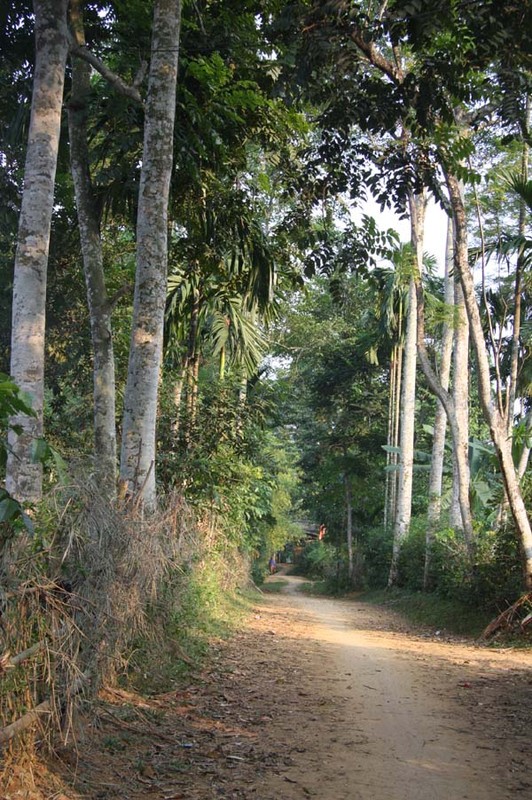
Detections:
268,556,277,574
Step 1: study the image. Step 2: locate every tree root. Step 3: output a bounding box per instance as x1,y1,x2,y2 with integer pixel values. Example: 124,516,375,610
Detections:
481,593,532,640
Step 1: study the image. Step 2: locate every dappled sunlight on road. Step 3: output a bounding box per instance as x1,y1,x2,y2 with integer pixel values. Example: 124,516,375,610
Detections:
257,572,531,800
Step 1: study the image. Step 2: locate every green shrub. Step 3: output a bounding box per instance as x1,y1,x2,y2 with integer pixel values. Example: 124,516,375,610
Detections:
425,522,523,610
361,526,393,588
396,518,427,591
298,540,338,580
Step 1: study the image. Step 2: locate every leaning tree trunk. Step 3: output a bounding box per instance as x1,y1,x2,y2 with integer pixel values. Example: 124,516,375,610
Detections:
6,0,69,503
446,171,532,590
424,216,454,589
119,0,181,509
388,191,424,586
68,0,117,497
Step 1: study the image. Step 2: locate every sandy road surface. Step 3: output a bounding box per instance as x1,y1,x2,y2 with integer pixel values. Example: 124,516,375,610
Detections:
261,574,531,800
8,572,531,800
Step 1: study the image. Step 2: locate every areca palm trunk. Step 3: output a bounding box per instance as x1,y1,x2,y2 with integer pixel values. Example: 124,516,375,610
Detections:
6,0,69,503
344,473,354,583
384,347,398,531
449,280,470,533
424,216,454,588
506,98,529,437
183,289,200,447
391,339,403,524
119,0,181,509
388,191,424,586
68,0,116,496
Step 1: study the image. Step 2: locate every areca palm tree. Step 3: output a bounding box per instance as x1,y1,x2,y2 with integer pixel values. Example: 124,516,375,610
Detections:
164,188,278,442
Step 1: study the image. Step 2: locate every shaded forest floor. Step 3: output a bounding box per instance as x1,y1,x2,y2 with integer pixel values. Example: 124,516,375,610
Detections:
3,573,532,799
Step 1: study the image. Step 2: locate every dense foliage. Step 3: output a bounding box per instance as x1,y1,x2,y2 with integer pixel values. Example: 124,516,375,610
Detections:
1,1,532,767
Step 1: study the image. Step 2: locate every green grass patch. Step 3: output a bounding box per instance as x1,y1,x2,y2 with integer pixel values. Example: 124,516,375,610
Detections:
297,579,332,596
359,588,493,638
262,579,289,593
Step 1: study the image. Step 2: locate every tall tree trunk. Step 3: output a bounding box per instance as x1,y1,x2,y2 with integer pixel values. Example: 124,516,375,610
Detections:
506,96,529,436
446,171,532,590
424,216,454,588
416,254,475,560
390,339,403,526
450,279,470,533
383,350,396,531
384,342,401,530
344,473,354,583
183,289,200,447
171,365,187,437
119,0,181,509
388,192,424,586
68,0,117,497
6,0,69,503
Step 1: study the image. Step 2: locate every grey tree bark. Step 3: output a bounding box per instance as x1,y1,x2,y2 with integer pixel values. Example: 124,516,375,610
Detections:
449,279,470,532
388,192,424,586
6,0,69,503
68,0,117,496
344,473,354,583
446,171,532,590
424,216,454,588
119,0,181,509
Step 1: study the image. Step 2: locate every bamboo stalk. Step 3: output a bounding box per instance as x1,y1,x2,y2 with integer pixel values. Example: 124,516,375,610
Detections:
0,700,51,746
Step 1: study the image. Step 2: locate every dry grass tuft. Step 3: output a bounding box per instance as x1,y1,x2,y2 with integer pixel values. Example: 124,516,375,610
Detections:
0,472,199,780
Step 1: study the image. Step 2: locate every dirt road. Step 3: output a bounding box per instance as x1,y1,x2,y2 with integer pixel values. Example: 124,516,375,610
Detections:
12,572,531,800
261,574,531,800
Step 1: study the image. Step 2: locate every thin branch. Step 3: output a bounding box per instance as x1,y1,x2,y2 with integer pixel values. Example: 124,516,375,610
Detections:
107,283,134,311
69,39,144,106
350,31,404,84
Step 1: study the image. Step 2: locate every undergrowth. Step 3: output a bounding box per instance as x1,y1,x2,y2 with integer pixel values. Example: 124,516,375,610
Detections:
127,548,256,693
360,588,496,638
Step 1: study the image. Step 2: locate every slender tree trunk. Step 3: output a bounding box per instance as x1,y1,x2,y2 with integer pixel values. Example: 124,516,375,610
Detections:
390,339,403,526
506,97,529,436
68,0,117,497
383,350,396,531
6,0,69,503
384,342,402,530
518,413,532,479
183,290,200,447
344,473,354,583
416,232,475,561
388,192,424,586
119,0,181,509
450,279,470,532
171,365,187,437
424,216,454,588
446,171,532,589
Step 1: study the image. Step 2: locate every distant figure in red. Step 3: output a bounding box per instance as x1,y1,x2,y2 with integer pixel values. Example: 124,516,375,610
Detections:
318,524,327,541
268,556,277,574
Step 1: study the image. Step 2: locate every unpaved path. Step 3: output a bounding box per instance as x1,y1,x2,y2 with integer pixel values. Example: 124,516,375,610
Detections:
262,574,531,800
9,573,531,800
